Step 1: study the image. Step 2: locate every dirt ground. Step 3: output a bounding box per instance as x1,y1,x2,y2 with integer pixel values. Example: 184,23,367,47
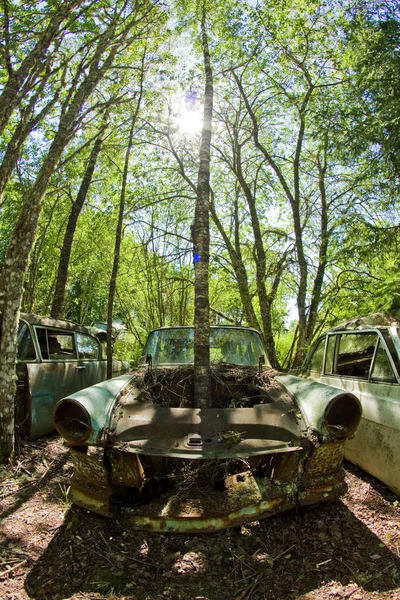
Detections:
1,436,400,600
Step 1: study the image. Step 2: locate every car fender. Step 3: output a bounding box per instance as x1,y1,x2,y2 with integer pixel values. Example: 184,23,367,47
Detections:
276,374,362,442
54,374,134,444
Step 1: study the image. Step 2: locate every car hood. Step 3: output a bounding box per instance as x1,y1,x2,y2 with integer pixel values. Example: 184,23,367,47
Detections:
108,384,304,459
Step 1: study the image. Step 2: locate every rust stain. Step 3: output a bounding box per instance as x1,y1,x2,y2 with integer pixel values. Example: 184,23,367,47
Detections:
108,449,145,488
303,442,343,478
69,448,113,516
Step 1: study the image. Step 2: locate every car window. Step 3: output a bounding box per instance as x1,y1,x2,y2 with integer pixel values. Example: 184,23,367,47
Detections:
35,327,77,360
335,333,377,378
210,328,267,365
76,333,100,359
325,335,336,374
17,322,36,360
146,329,194,364
307,337,325,372
370,340,396,381
144,328,269,367
381,330,400,376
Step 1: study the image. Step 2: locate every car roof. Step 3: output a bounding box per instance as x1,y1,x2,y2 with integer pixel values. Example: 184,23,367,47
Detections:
18,312,95,336
146,325,262,334
330,311,400,332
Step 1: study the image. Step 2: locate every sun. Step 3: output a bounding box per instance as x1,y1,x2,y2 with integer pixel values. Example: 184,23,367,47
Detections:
175,107,203,135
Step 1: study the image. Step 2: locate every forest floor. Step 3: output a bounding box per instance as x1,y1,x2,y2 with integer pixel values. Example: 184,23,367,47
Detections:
1,436,400,600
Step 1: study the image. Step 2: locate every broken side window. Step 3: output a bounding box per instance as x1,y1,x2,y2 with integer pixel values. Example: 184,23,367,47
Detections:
35,327,77,360
335,333,377,378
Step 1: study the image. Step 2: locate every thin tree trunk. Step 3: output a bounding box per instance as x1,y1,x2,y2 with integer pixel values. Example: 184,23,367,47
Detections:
291,107,309,366
234,141,281,368
51,131,105,319
209,193,260,331
305,144,329,346
107,62,145,379
233,69,313,367
193,8,213,409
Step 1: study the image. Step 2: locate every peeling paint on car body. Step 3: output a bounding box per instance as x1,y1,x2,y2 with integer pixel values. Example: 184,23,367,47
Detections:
300,312,400,495
4,312,130,439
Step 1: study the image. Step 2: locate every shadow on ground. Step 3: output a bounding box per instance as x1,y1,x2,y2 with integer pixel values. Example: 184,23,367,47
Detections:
344,459,399,506
24,498,400,600
0,450,70,521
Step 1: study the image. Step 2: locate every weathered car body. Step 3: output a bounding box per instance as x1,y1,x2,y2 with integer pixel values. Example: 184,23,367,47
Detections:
7,312,129,440
54,326,362,532
300,313,400,495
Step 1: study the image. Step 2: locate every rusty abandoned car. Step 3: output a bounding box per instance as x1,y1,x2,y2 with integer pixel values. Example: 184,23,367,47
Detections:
8,312,129,440
54,325,362,532
300,313,400,496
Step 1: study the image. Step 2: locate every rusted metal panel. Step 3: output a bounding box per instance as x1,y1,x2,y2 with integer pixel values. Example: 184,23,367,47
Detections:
67,458,347,532
302,442,343,478
69,448,113,516
65,438,347,532
267,450,301,483
121,469,345,533
299,470,346,507
110,399,303,459
123,470,295,532
108,449,145,488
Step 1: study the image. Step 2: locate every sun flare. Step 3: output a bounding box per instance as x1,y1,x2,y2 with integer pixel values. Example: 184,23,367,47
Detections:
175,107,203,135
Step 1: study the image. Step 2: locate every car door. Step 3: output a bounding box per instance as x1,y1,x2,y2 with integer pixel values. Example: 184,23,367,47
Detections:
306,330,400,494
15,320,39,432
27,326,81,439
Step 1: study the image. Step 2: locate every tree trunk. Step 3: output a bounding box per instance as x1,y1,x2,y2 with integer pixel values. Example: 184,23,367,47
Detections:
107,64,145,378
193,8,213,409
233,69,314,367
291,105,311,366
305,145,329,347
209,194,260,330
51,131,105,319
234,141,281,368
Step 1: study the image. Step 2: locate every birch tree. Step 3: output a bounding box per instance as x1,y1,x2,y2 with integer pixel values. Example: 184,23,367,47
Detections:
192,6,213,408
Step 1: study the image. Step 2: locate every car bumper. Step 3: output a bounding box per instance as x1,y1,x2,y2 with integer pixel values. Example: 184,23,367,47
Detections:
68,442,346,532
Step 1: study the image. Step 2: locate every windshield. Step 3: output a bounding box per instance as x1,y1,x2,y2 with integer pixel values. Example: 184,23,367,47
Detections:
143,327,269,367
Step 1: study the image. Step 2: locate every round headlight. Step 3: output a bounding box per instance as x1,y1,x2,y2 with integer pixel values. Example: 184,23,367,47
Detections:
324,393,362,439
54,399,91,443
